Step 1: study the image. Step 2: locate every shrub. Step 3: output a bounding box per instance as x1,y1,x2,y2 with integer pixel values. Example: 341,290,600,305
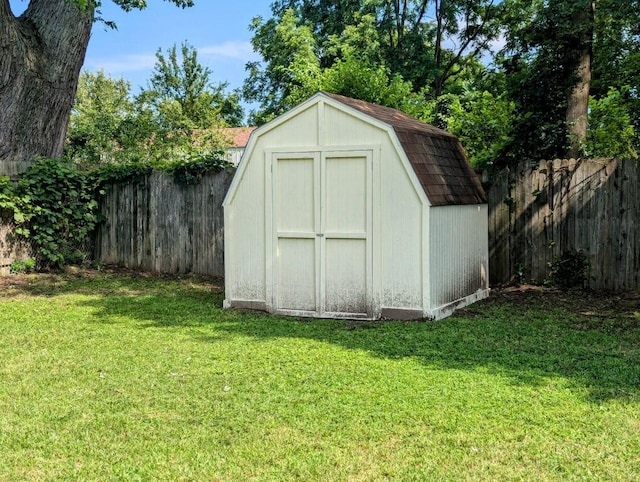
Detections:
15,158,98,270
548,249,589,289
10,258,36,274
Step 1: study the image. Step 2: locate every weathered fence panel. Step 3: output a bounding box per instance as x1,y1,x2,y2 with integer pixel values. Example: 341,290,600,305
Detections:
488,158,639,290
95,169,234,277
4,158,638,292
0,221,31,275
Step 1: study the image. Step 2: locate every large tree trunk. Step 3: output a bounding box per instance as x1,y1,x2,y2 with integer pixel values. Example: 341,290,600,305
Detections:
565,0,595,159
0,0,93,178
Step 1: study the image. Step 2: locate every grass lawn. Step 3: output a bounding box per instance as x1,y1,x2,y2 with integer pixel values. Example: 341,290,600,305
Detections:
0,269,638,481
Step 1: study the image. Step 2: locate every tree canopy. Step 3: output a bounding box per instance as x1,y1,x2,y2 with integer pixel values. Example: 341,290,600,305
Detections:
2,0,639,176
66,42,242,167
244,1,505,124
243,0,639,168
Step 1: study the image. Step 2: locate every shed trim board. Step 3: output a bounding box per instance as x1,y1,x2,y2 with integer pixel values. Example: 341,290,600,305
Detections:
223,92,489,320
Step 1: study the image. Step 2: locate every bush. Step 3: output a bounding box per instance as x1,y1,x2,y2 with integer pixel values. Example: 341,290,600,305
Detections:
548,250,589,289
10,258,35,274
14,158,98,270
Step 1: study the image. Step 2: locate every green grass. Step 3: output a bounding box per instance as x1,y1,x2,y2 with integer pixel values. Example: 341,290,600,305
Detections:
0,270,638,481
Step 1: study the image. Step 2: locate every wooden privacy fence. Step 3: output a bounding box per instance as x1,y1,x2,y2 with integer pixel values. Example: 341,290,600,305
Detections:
487,158,639,290
94,169,234,277
0,221,31,275
2,159,638,292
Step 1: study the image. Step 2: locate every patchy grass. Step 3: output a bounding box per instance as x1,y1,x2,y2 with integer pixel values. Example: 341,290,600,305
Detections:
0,269,638,480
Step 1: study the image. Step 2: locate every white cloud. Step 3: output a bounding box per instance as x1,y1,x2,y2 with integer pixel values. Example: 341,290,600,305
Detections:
198,41,259,62
84,41,259,76
84,53,157,73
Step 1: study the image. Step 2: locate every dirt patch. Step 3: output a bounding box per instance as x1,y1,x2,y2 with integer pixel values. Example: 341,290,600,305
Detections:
0,265,225,297
491,285,637,315
461,285,640,332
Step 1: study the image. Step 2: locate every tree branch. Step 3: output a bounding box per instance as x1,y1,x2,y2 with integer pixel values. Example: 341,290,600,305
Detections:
435,0,496,96
415,0,428,27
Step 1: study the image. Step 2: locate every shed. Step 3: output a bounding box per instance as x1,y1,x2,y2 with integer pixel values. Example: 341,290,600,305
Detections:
223,92,489,320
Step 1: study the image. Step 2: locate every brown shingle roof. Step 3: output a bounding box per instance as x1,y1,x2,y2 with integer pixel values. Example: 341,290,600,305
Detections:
323,92,486,206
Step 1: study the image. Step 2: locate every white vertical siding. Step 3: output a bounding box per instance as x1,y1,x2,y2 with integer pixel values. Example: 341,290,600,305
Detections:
224,146,266,303
379,137,424,310
429,204,489,310
324,105,424,311
323,105,375,146
226,148,244,166
263,107,319,147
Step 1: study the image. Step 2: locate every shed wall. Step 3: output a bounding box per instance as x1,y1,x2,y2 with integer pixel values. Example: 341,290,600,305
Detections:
268,107,320,146
429,204,489,310
224,150,266,302
323,104,380,146
225,105,321,305
379,141,424,311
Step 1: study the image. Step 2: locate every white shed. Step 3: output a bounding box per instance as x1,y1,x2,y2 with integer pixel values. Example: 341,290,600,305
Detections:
223,92,489,320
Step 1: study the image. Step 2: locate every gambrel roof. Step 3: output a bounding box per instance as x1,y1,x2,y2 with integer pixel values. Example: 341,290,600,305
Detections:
323,92,487,206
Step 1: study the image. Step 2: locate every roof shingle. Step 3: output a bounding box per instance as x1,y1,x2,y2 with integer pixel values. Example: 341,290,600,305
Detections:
323,92,486,206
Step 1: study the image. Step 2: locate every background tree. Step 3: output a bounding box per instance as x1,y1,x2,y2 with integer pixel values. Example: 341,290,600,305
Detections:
244,1,505,122
66,42,242,167
135,41,242,162
244,8,423,124
498,0,598,160
66,71,137,166
497,0,640,162
421,88,515,169
590,0,640,148
140,42,243,130
0,0,194,178
585,87,637,159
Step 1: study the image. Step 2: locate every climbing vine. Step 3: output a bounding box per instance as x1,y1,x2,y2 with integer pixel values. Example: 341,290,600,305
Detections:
1,154,233,271
161,150,231,186
5,158,99,269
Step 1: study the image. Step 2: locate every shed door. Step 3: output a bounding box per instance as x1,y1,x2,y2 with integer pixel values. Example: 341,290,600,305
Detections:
272,151,372,318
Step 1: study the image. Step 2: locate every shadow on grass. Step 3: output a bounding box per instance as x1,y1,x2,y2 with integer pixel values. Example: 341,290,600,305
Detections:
4,271,638,403
0,268,224,300
84,285,638,404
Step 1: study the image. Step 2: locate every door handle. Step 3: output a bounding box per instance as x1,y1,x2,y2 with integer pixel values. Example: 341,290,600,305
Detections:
316,233,324,237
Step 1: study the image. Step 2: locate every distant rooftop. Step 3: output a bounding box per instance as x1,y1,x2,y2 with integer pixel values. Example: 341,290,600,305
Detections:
221,127,256,148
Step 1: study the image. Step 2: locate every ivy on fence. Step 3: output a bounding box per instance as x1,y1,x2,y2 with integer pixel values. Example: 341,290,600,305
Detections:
1,152,232,271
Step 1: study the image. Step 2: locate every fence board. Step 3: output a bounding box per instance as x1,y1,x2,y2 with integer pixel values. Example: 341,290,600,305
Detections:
487,158,640,290
94,169,233,277
0,221,31,275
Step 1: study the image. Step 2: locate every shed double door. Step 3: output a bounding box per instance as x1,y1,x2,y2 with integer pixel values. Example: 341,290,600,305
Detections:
272,150,373,318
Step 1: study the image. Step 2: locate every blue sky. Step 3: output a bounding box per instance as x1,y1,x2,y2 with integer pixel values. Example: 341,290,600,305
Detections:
9,1,273,99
